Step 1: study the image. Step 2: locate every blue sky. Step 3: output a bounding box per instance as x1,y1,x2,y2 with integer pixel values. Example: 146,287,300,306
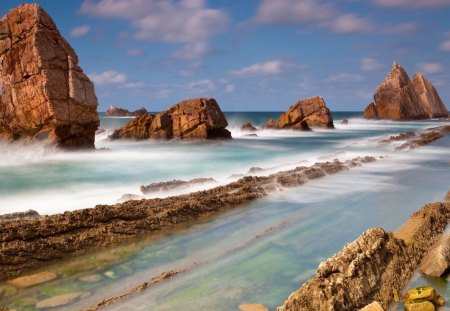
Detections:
2,0,450,111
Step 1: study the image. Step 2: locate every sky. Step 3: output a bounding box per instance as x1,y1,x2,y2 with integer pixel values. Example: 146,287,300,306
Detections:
1,0,450,112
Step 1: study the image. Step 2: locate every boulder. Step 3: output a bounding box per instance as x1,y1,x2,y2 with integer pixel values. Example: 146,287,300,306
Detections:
412,73,449,118
0,4,99,148
364,62,448,121
110,98,231,140
263,96,334,129
241,122,257,131
419,234,450,277
105,105,148,117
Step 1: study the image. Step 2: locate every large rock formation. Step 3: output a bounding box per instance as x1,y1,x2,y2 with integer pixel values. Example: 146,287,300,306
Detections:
0,4,99,148
263,96,334,130
105,105,148,117
277,201,450,311
110,98,231,140
363,62,448,121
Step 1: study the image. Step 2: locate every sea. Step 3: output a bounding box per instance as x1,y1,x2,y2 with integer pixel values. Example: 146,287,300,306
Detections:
0,112,449,310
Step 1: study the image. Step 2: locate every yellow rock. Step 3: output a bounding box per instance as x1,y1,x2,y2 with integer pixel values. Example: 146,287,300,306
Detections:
404,287,435,302
403,300,435,311
7,271,57,288
239,303,269,311
360,301,384,311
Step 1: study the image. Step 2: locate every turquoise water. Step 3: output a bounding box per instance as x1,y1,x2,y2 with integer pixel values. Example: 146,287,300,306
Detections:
0,113,449,310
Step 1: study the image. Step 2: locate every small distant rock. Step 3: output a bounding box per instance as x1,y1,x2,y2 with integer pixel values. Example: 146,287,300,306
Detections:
105,105,148,117
78,274,102,283
117,194,142,203
96,128,106,135
36,292,90,309
241,122,257,131
242,133,258,137
8,271,57,288
239,303,268,311
0,210,40,224
247,167,264,174
140,178,215,194
340,119,349,125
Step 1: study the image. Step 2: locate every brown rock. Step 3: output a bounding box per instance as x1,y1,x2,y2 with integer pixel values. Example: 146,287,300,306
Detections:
105,105,148,117
412,73,449,118
340,119,349,125
140,177,216,194
360,301,384,311
263,96,334,129
110,98,231,140
8,271,57,288
241,122,257,131
364,102,378,119
36,292,89,309
239,303,269,311
0,4,99,148
419,234,450,277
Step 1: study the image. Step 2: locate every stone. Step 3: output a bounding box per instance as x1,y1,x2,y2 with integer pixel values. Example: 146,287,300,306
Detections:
403,301,435,311
340,119,349,125
0,209,40,223
140,178,216,194
79,274,102,283
412,73,448,118
8,271,57,288
110,98,231,140
239,304,269,311
263,96,334,129
105,105,148,117
241,122,257,131
364,103,378,119
36,292,89,309
419,234,450,277
0,4,99,148
360,301,384,311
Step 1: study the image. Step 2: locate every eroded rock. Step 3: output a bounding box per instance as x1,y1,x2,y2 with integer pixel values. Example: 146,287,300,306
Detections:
105,105,148,117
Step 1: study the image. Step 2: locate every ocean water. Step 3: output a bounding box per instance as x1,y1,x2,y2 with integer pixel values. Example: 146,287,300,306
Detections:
0,112,449,310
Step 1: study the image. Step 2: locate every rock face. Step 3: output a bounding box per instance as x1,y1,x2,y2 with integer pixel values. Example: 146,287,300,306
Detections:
412,73,448,118
0,4,99,148
419,234,450,277
105,105,148,117
263,96,334,129
110,98,231,140
364,62,448,120
277,202,450,311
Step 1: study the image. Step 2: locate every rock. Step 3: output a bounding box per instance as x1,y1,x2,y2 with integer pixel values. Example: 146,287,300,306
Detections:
104,271,115,278
341,119,349,125
8,271,57,288
36,292,89,309
0,209,40,223
360,301,384,311
140,177,215,194
419,234,450,277
0,4,99,148
403,301,435,311
241,122,257,131
446,190,450,201
403,287,443,306
105,105,148,117
263,96,334,129
412,73,448,118
110,98,231,140
239,303,269,311
79,274,102,283
117,193,142,203
242,133,258,137
364,62,448,121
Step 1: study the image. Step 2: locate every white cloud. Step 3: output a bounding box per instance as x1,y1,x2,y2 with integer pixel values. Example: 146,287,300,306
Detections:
127,48,143,56
89,70,128,85
382,22,417,35
328,14,372,34
229,59,297,78
224,84,236,92
188,79,216,91
81,0,228,61
361,58,384,71
419,63,444,74
178,70,193,78
374,0,450,8
326,72,364,82
440,40,450,52
69,25,90,37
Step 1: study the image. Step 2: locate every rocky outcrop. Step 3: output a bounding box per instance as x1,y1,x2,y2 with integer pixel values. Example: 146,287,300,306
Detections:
419,234,450,277
0,157,376,281
241,122,257,131
105,105,148,117
412,73,448,118
140,177,216,194
277,202,450,311
263,96,334,130
364,62,448,121
0,4,99,148
110,98,231,140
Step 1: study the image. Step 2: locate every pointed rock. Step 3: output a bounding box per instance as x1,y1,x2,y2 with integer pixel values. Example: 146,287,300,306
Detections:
0,4,99,148
363,102,378,119
412,73,448,118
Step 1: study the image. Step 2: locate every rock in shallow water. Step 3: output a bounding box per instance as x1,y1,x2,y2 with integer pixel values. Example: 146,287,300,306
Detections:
8,271,57,288
419,234,450,277
36,292,90,309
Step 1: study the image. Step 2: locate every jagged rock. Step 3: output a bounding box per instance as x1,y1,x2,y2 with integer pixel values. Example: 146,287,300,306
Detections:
0,4,99,148
412,73,448,118
263,96,334,129
105,105,148,117
36,292,89,309
364,62,448,120
241,122,257,131
419,234,450,277
110,98,231,140
8,271,57,288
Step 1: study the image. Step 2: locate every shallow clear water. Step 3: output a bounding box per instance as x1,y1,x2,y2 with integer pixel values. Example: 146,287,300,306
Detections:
0,112,449,310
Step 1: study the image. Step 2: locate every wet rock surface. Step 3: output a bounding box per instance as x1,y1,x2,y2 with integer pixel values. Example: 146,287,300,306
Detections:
7,271,56,288
277,201,450,311
0,157,375,281
140,177,216,194
0,4,99,148
263,96,334,129
378,125,450,150
110,98,231,140
105,105,148,117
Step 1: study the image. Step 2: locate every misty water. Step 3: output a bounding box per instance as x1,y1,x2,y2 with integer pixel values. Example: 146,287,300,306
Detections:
0,112,449,310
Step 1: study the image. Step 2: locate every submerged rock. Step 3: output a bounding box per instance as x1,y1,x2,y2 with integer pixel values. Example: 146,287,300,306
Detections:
110,98,231,140
8,271,57,288
0,4,99,148
36,292,89,309
105,105,148,117
263,96,334,130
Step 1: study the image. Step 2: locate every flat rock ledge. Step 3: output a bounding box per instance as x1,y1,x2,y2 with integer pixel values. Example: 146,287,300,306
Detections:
0,156,376,281
277,201,450,311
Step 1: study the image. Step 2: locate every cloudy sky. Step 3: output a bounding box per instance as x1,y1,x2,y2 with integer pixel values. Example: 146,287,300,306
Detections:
2,0,450,111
